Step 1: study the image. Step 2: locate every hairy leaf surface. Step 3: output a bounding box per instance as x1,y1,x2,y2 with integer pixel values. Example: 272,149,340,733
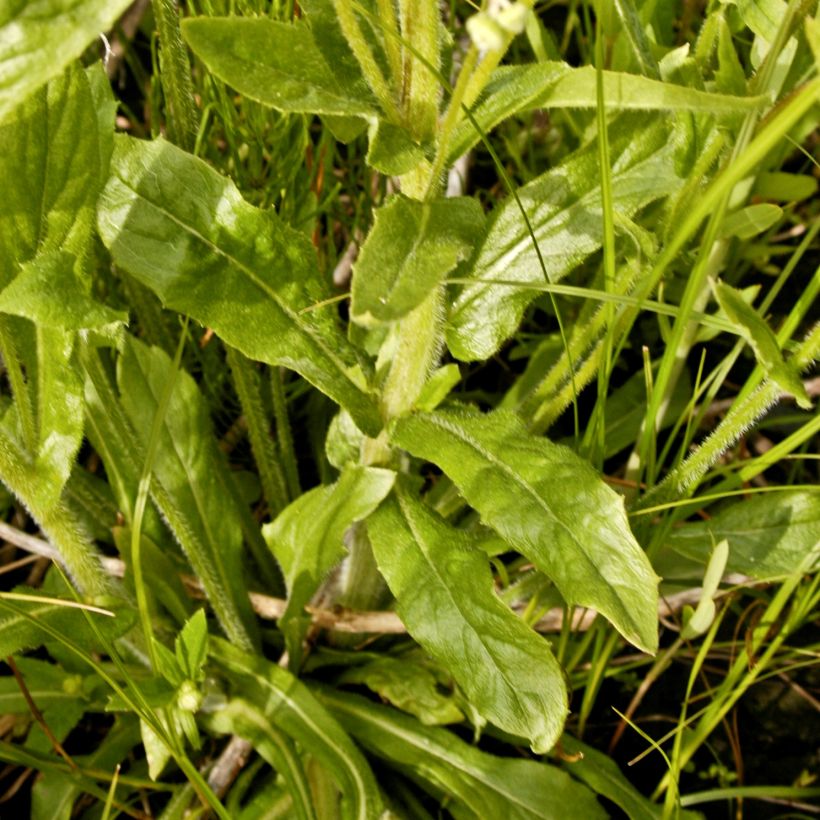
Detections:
448,63,766,161
667,491,820,577
351,195,484,325
181,17,377,118
318,688,607,820
263,466,394,662
446,116,687,361
118,338,259,651
391,409,659,653
0,0,131,124
98,136,381,435
368,489,567,752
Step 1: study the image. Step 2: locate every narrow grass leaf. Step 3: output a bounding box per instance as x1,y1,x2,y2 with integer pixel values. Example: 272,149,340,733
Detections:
391,408,659,653
317,688,607,820
368,489,567,753
98,136,381,435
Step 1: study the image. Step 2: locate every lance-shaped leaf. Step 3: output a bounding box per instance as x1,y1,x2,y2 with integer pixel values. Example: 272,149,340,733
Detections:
666,491,820,578
367,489,567,753
351,195,484,325
446,115,686,361
211,639,384,820
713,280,811,408
447,63,767,161
0,0,132,124
263,466,395,662
317,688,607,820
117,338,259,651
391,408,659,653
181,17,378,118
98,136,381,435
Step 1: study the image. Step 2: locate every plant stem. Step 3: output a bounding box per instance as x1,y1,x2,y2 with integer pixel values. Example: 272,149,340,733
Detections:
152,0,198,152
270,367,300,500
0,317,37,453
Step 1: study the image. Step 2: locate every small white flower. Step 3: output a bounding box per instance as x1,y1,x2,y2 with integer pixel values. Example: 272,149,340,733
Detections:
466,12,505,53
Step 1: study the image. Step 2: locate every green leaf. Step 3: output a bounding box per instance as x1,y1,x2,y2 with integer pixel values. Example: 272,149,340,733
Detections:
207,699,316,820
719,203,783,238
447,64,766,161
175,609,209,681
98,135,381,435
713,280,812,408
680,539,728,640
317,688,608,820
752,172,818,202
365,120,426,175
263,466,395,663
391,408,659,653
613,0,660,78
416,364,461,412
338,655,464,726
351,195,484,325
117,338,259,651
0,1,132,124
446,115,685,361
368,488,568,753
666,491,820,578
0,589,132,658
0,250,126,330
181,17,377,118
211,638,384,820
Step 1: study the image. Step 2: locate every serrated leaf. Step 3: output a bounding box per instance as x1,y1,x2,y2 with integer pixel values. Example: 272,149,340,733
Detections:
447,63,766,161
98,136,381,435
391,408,659,653
181,17,377,118
117,338,259,651
368,489,567,752
318,688,607,820
0,0,132,124
211,638,384,820
446,115,685,361
263,466,395,663
713,280,811,408
667,491,820,578
352,195,484,325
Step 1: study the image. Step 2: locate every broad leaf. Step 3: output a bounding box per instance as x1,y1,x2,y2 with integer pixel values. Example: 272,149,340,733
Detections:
666,491,820,578
447,63,766,161
714,280,811,408
338,654,464,726
368,488,567,752
0,249,126,330
181,17,378,118
719,203,783,238
446,115,686,361
318,688,607,820
391,408,659,653
351,195,484,325
263,466,395,663
117,338,259,651
211,639,384,820
0,0,132,124
98,136,381,435
365,120,426,176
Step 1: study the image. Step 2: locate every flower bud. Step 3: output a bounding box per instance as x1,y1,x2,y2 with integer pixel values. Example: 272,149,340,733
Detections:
466,12,505,53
